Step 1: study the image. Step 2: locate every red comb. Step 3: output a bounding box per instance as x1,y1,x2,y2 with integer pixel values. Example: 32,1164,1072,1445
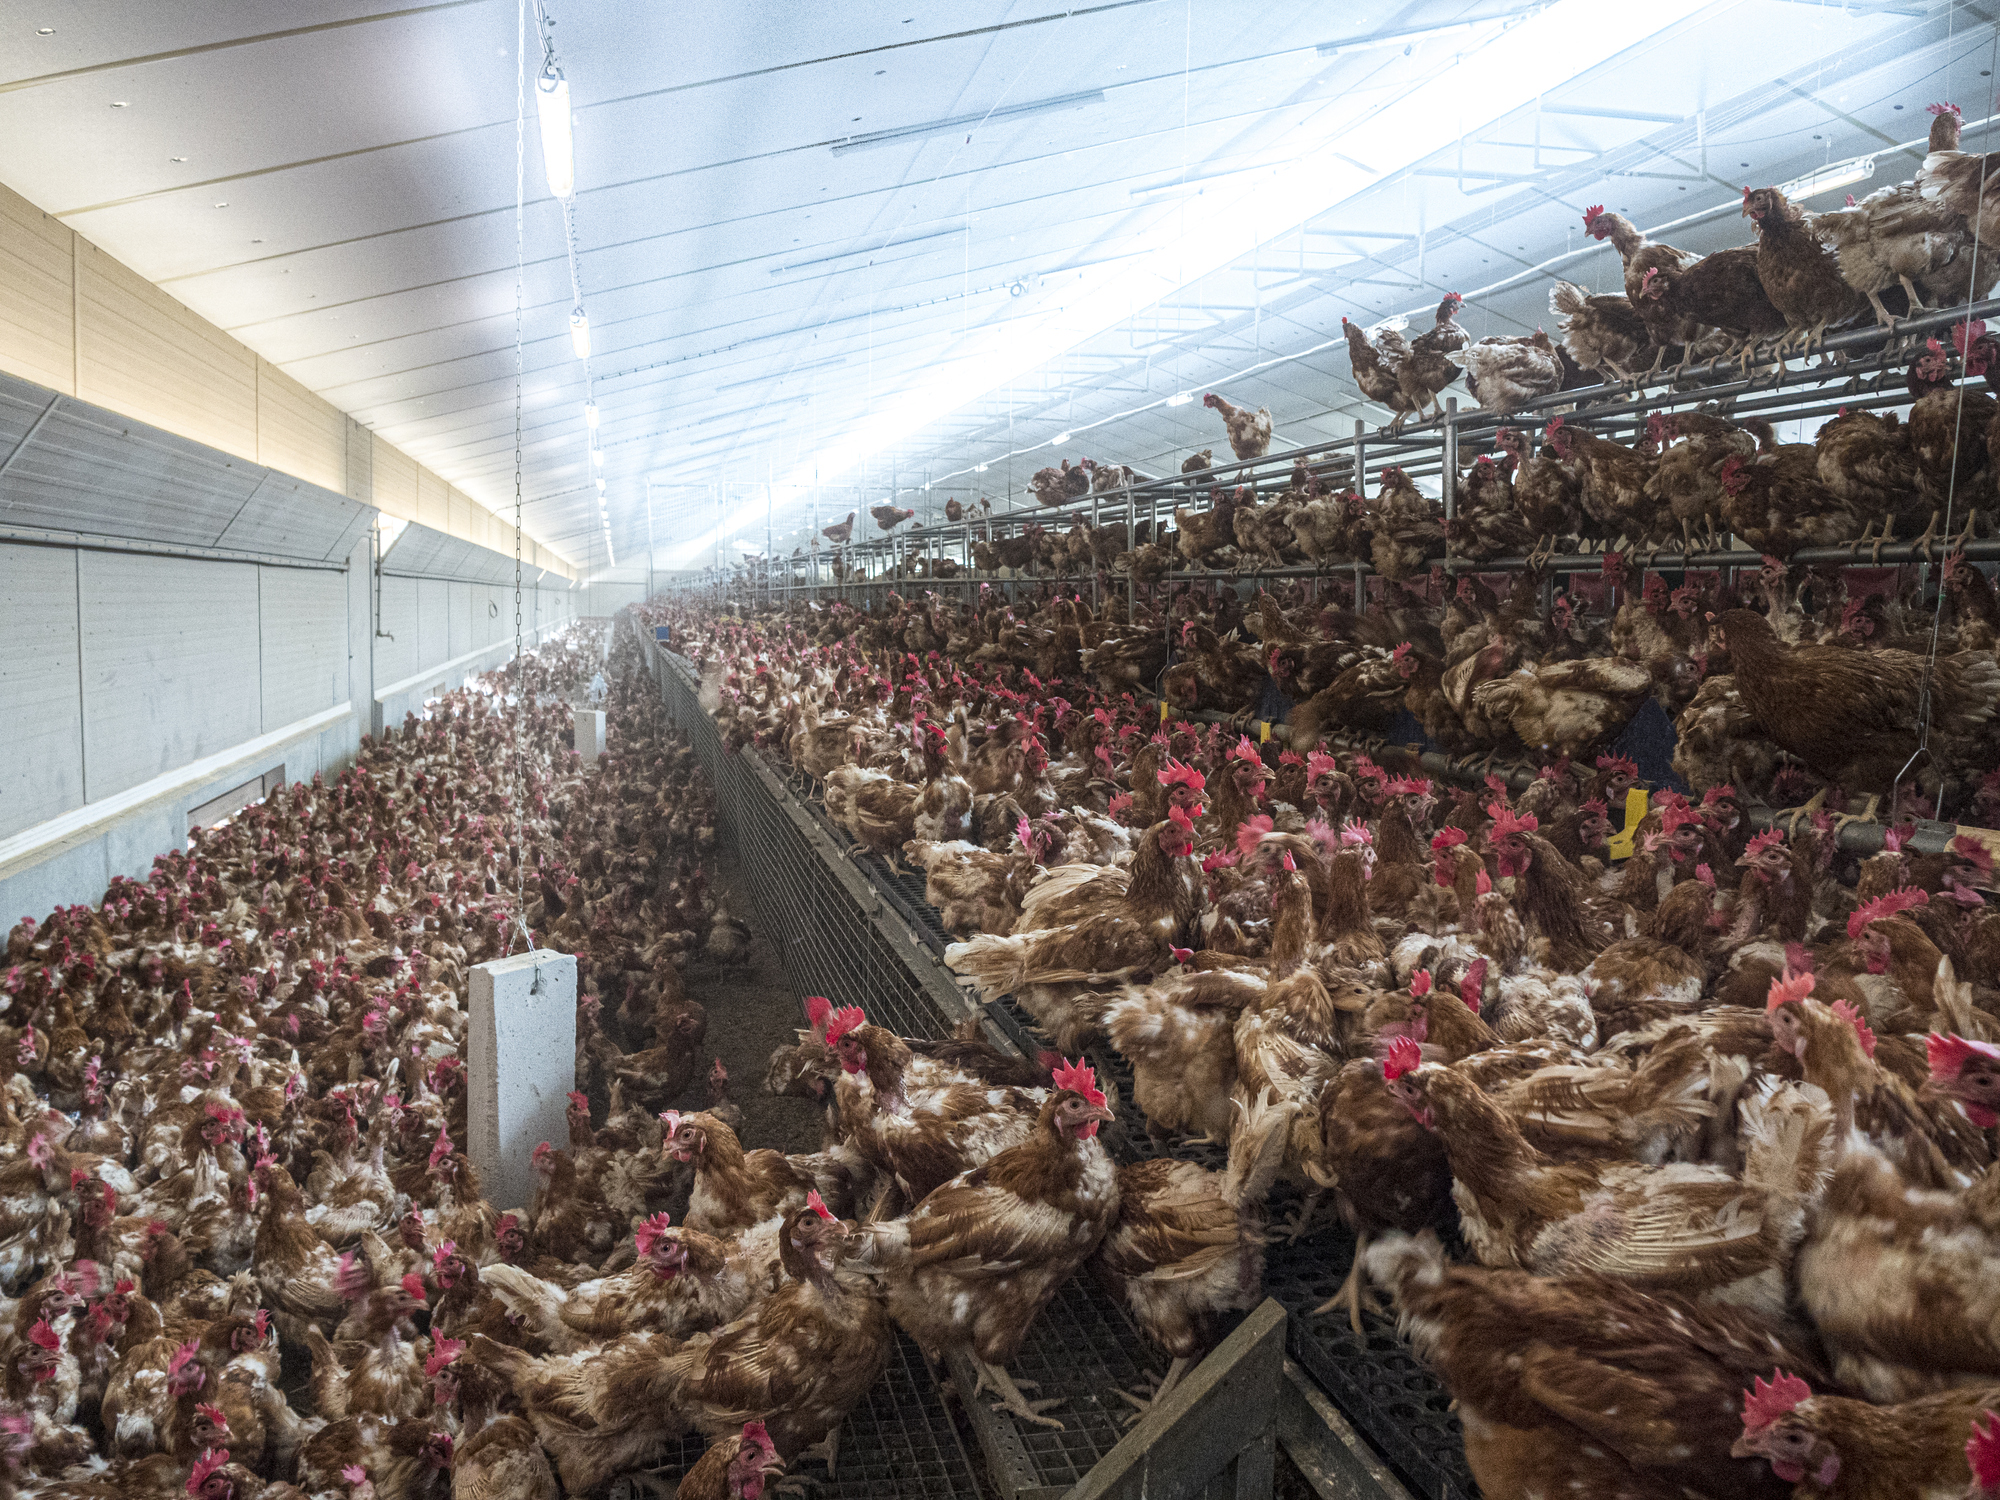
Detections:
635,1211,672,1258
1740,1370,1812,1433
1765,968,1815,1011
824,1006,866,1045
29,1319,59,1353
1485,804,1538,838
424,1336,465,1379
401,1272,427,1301
806,1189,836,1221
1235,815,1275,858
187,1450,229,1494
1952,835,1996,874
195,1403,227,1426
1382,1036,1423,1082
1830,1000,1877,1058
1158,759,1207,792
1928,1031,2000,1079
1430,827,1468,852
1459,958,1486,1013
1745,827,1785,858
1409,971,1433,998
1970,1412,2000,1489
427,1125,453,1172
1847,885,1929,941
1051,1057,1107,1108
804,995,832,1033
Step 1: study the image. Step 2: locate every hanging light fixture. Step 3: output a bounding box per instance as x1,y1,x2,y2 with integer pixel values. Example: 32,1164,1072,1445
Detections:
535,62,575,201
584,401,599,429
1167,391,1193,407
591,446,604,466
569,308,590,359
595,475,605,492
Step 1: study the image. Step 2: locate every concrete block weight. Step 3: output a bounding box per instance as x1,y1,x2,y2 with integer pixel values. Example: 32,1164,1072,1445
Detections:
467,949,577,1214
574,708,606,763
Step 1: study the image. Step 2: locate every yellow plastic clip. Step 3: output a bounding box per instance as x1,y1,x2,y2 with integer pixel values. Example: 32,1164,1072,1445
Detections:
1160,698,1170,724
1258,720,1270,744
1605,787,1649,862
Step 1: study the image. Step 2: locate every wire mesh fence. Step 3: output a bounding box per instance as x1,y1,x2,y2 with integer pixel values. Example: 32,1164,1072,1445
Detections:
645,640,1475,1499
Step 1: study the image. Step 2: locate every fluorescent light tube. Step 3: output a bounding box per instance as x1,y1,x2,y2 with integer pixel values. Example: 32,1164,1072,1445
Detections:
1167,391,1193,407
1779,155,1875,201
584,401,599,429
569,309,590,360
782,0,1718,489
536,65,574,201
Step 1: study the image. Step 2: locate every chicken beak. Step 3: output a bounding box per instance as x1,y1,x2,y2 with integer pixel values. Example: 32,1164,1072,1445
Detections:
1729,1434,1759,1459
1082,1104,1115,1126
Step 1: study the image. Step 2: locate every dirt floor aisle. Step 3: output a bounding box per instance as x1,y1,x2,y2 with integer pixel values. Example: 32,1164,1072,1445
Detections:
662,844,825,1156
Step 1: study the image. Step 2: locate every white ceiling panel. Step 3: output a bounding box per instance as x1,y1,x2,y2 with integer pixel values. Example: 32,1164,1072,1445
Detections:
0,0,1991,575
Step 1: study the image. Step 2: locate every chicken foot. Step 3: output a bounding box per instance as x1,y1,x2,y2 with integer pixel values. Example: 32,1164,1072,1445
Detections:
1280,1187,1326,1245
1776,786,1828,840
1114,1357,1191,1426
975,1360,1067,1430
1908,510,1943,563
1311,1231,1381,1335
801,1424,841,1480
1833,794,1882,837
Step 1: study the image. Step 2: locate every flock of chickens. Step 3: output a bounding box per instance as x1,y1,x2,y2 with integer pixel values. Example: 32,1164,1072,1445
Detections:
799,101,2000,611
0,626,834,1500
681,573,2000,1499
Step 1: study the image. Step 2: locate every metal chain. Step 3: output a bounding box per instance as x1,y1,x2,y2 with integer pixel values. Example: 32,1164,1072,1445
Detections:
1901,12,2000,820
510,0,531,955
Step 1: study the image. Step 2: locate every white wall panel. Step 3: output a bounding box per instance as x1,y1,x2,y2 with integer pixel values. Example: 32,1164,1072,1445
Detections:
259,566,346,731
416,580,448,672
0,546,85,840
447,582,470,659
78,552,259,800
374,575,418,687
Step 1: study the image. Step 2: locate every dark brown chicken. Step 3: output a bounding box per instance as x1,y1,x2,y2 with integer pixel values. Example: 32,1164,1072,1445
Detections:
1711,608,2000,807
1743,185,1867,355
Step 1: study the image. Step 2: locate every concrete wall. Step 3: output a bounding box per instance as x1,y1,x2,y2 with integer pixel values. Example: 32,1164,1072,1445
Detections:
579,570,652,617
369,577,577,734
0,464,581,925
0,537,581,920
0,186,595,928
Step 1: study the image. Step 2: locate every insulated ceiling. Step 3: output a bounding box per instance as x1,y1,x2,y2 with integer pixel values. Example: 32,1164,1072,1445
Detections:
0,0,1992,575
